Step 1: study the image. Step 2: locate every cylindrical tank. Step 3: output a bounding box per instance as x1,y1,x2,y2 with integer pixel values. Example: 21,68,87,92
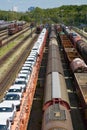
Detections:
70,58,87,72
42,103,73,130
76,40,87,64
42,26,73,130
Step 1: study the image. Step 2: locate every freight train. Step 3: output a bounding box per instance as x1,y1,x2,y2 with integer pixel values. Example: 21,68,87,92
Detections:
59,31,87,72
58,26,87,125
8,21,25,35
0,28,48,130
42,25,73,130
62,25,87,64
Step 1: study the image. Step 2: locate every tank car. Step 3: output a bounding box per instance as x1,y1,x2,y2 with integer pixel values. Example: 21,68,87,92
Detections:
70,32,81,46
42,101,73,130
62,25,81,43
76,40,87,64
42,25,73,130
47,37,64,75
49,30,57,39
70,58,87,72
64,28,81,45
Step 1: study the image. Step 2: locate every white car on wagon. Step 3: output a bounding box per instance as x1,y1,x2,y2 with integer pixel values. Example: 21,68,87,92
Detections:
0,101,16,124
0,118,11,130
3,93,22,111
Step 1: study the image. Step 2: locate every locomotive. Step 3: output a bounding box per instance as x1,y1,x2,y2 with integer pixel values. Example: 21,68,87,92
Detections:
8,21,24,35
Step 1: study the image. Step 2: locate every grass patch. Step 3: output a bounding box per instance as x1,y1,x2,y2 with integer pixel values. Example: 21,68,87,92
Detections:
0,31,30,59
0,35,25,58
0,41,16,58
16,34,24,40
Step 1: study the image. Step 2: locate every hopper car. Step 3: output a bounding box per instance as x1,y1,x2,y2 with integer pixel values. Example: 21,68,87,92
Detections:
73,73,87,123
58,25,87,124
42,25,73,130
62,25,87,64
71,57,87,123
59,30,87,73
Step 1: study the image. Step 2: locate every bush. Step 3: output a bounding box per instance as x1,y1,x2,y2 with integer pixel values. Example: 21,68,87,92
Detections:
84,27,87,32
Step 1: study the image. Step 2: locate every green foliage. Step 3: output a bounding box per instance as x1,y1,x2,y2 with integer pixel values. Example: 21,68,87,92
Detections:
0,5,87,26
84,27,87,32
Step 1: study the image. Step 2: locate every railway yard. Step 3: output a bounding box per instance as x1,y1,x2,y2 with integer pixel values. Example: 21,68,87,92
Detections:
0,22,87,130
0,26,37,99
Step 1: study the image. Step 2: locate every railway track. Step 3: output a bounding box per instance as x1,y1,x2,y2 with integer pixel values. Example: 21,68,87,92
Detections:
72,27,87,40
0,26,28,41
2,27,29,44
0,31,7,37
0,33,38,100
0,29,35,66
0,29,7,34
0,24,30,47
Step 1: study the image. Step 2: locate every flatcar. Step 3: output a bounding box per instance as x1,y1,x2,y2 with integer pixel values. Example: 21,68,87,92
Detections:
42,25,73,130
0,28,48,130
